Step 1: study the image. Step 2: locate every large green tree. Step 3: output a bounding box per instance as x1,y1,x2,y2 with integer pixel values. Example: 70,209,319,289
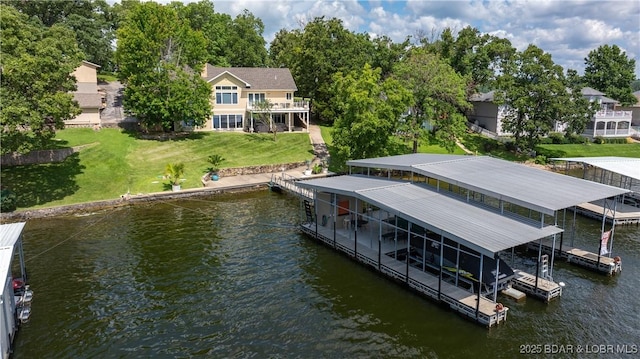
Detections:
0,5,84,154
496,45,589,152
432,26,515,93
331,64,412,168
393,49,471,153
11,0,116,71
270,17,374,122
227,9,268,67
171,0,232,66
583,44,637,106
115,2,211,132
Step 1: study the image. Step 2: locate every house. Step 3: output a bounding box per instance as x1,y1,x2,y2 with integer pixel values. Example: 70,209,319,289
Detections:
67,61,105,126
617,90,640,129
468,87,633,138
200,65,310,132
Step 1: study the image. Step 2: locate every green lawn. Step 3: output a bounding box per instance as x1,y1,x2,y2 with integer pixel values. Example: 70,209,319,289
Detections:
537,143,640,158
1,128,313,209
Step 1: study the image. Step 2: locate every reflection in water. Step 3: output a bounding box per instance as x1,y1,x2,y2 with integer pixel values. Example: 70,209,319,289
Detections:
12,191,640,358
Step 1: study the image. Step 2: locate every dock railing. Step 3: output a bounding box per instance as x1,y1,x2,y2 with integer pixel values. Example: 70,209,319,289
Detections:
270,173,314,199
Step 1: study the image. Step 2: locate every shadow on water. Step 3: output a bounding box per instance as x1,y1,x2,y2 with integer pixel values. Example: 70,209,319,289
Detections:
1,152,83,208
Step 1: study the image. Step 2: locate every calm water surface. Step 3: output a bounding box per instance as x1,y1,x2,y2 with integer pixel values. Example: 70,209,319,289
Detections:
13,191,640,358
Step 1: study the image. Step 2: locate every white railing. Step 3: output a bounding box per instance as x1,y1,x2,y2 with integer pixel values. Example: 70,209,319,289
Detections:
595,110,632,119
247,100,309,111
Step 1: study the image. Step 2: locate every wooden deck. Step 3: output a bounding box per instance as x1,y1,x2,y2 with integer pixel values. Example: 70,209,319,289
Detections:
300,223,508,328
529,238,622,276
511,270,562,302
576,200,640,226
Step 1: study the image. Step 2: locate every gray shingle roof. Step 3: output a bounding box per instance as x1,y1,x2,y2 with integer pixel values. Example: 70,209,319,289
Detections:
203,64,297,91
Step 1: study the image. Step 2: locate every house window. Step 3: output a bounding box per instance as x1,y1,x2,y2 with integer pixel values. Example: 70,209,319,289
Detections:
286,93,292,100
248,93,266,105
215,86,238,104
213,114,244,129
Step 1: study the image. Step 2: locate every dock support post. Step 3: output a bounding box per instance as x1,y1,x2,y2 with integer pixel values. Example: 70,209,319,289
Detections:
332,194,337,249
354,201,358,258
535,238,542,292
438,233,444,300
493,258,500,301
476,255,483,319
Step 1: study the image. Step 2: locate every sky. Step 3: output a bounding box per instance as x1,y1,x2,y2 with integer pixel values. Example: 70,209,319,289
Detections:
177,0,640,78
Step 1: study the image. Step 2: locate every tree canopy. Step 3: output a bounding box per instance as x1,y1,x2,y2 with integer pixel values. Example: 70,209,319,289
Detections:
495,45,593,152
583,44,637,106
115,1,211,132
393,49,471,153
331,64,412,168
0,5,84,154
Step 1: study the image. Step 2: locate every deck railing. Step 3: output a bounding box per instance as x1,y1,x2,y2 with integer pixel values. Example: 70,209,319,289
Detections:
247,101,309,111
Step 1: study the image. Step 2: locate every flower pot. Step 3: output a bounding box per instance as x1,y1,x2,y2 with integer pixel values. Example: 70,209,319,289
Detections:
172,184,181,192
212,174,219,181
304,169,312,176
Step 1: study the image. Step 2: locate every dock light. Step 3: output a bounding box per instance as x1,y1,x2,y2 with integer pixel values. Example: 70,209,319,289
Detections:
559,282,566,287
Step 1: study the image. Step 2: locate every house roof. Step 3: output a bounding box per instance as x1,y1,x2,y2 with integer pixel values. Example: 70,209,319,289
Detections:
80,60,101,69
581,87,606,96
347,154,629,215
469,91,496,102
298,176,562,257
203,64,297,91
73,93,103,108
0,222,25,295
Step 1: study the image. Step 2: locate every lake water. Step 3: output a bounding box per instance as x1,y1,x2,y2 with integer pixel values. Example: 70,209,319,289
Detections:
12,191,640,358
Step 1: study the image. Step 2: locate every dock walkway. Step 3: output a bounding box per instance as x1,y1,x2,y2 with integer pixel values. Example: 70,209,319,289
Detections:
300,223,508,328
576,200,640,226
528,238,622,275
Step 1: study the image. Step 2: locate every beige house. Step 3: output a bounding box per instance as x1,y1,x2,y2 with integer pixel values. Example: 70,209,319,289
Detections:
67,60,105,126
468,87,633,138
200,65,309,132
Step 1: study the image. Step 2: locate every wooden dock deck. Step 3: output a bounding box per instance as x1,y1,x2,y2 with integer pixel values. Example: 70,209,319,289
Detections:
576,200,640,226
511,270,562,302
528,238,622,276
300,223,508,328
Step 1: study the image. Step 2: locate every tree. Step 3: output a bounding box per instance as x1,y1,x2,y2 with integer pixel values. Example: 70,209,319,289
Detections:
584,45,637,106
430,26,515,93
171,0,232,66
393,49,471,153
115,2,211,132
331,64,412,168
0,5,84,154
253,100,279,141
496,45,587,152
227,9,268,67
269,17,374,123
11,0,116,71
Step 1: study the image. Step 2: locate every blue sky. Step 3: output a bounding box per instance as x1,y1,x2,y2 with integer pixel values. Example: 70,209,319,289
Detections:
179,1,640,77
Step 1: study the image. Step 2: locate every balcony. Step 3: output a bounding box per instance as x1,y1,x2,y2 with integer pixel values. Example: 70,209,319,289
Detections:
247,100,309,112
594,110,632,120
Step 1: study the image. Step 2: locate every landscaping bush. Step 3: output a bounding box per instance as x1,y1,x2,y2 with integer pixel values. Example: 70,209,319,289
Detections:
548,132,565,144
566,133,588,144
593,136,605,144
0,189,17,212
534,155,548,165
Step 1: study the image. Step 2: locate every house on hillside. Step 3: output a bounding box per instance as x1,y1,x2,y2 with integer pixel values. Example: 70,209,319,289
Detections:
618,90,640,128
468,87,633,138
67,61,105,126
200,65,310,132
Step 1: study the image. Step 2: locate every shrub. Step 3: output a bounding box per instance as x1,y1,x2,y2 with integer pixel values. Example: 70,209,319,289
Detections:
548,132,565,144
593,136,605,144
207,154,225,173
312,163,322,174
534,155,548,165
165,162,185,185
0,189,17,212
566,133,588,144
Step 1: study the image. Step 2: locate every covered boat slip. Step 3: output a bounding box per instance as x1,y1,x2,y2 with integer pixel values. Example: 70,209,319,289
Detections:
297,176,563,327
346,154,629,274
552,156,640,225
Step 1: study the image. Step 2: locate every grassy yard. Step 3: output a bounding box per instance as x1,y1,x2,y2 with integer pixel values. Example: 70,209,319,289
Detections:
1,128,313,210
537,143,640,158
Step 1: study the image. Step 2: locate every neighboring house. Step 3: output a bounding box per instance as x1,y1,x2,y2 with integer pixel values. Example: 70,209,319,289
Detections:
468,87,633,138
67,61,105,126
200,64,310,132
617,90,640,128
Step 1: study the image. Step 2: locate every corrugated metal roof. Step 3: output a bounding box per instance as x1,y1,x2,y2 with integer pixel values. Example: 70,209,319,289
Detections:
552,157,640,181
0,223,25,295
299,176,562,257
0,222,25,248
347,154,628,215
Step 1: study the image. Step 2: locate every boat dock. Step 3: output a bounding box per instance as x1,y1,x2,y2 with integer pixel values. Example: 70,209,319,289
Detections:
528,238,622,275
511,270,562,302
300,224,508,328
575,200,640,226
